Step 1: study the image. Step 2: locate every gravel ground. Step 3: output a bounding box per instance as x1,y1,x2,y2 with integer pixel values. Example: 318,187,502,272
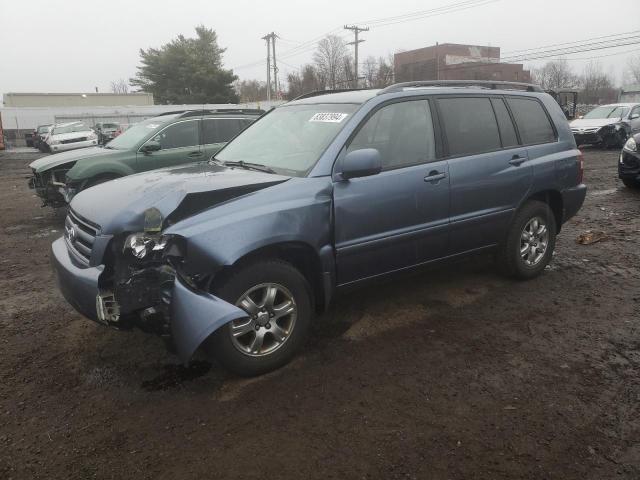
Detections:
0,149,638,479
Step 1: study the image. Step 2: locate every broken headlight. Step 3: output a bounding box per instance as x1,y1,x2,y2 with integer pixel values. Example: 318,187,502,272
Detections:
123,233,169,260
623,137,637,152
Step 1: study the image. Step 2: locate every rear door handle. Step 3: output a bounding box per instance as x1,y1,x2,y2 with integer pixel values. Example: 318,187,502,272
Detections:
424,171,447,183
509,155,528,166
188,151,203,158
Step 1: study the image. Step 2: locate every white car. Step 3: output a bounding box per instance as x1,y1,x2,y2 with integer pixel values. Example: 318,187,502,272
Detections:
46,122,98,153
569,103,640,148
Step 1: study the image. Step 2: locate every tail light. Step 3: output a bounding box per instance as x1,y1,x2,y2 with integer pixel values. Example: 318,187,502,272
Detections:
577,150,584,184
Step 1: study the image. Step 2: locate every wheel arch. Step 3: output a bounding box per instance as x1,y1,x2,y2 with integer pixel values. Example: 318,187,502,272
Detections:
211,241,332,314
524,189,563,232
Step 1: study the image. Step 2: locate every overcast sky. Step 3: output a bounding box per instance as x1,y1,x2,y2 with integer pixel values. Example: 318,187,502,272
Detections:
1,0,639,99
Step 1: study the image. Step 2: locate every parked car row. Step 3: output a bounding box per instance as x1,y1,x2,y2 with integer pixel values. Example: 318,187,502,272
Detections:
569,102,640,149
33,81,587,376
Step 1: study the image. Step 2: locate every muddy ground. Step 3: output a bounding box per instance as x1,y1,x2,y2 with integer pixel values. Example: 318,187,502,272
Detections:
0,149,638,479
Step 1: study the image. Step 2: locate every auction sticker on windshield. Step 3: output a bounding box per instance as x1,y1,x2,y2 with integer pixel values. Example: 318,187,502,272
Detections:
309,112,349,123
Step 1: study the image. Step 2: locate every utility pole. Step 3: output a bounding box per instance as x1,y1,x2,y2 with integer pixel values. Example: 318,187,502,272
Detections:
435,42,439,80
261,34,272,101
270,33,279,98
344,25,369,88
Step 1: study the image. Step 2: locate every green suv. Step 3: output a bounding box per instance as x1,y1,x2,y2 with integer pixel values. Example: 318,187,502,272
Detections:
28,109,262,208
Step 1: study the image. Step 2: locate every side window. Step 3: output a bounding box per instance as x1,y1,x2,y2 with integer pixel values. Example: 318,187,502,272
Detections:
491,98,519,148
152,120,199,149
437,97,501,156
348,100,436,170
630,106,640,118
507,98,556,145
203,119,245,144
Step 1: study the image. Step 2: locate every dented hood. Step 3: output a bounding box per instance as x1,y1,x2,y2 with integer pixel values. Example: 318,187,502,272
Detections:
29,146,119,173
569,118,622,129
69,162,289,234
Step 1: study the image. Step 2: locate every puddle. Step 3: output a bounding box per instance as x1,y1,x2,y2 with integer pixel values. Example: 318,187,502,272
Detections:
141,361,211,391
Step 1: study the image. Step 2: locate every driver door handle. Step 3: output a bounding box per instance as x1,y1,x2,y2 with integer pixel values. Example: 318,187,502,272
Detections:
509,155,528,166
188,151,203,158
424,171,447,183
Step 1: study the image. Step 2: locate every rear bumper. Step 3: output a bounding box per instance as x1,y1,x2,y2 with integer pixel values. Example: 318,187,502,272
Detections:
561,184,587,224
51,237,102,322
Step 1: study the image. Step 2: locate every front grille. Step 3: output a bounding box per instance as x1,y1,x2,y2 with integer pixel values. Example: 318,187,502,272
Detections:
61,137,87,144
65,209,99,265
571,127,599,134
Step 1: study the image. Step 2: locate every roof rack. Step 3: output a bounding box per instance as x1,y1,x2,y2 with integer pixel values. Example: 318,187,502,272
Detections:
156,108,264,117
377,80,543,95
292,88,372,101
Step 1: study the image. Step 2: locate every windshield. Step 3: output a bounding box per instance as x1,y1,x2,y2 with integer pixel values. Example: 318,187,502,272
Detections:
104,118,164,150
102,123,119,129
37,126,51,133
583,106,629,120
215,103,359,177
52,123,89,135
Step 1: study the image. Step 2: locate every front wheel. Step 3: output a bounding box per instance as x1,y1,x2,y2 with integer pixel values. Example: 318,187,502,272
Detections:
205,260,312,376
497,200,557,280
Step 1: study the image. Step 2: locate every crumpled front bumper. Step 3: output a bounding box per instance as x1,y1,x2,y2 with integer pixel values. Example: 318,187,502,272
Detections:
50,236,246,363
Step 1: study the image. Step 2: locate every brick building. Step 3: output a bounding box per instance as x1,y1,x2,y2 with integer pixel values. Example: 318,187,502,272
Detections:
394,43,530,83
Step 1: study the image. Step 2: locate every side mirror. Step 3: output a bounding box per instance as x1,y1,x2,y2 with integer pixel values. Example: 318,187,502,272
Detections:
140,141,161,154
340,148,382,180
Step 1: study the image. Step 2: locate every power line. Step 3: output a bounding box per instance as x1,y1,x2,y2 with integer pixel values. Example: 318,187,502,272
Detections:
354,0,499,28
503,30,640,55
230,0,498,70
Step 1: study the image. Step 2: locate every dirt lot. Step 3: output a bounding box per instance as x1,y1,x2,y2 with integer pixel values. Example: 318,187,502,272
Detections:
1,149,639,479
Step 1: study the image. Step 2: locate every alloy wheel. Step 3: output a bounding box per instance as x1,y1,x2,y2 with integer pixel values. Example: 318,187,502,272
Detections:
229,283,297,357
520,216,549,267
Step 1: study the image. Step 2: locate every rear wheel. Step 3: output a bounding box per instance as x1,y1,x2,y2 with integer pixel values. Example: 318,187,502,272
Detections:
497,200,557,279
205,260,312,376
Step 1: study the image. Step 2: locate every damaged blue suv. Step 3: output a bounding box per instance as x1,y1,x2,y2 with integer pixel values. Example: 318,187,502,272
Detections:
51,81,586,376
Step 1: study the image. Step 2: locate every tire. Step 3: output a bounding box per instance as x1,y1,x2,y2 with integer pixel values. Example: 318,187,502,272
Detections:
497,200,557,280
622,177,640,189
205,259,313,376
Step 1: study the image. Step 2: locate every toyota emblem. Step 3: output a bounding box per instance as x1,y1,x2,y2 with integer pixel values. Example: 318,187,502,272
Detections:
66,226,76,243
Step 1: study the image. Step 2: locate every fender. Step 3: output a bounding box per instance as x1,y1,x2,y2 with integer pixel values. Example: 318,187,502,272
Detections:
66,159,137,184
166,176,335,276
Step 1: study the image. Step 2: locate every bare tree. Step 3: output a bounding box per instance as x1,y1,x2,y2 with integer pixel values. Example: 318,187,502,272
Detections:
110,79,130,94
285,64,326,99
313,35,348,90
624,55,640,85
234,79,268,102
580,61,616,104
531,60,578,90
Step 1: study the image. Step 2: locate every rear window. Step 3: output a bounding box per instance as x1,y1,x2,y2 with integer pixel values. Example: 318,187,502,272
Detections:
438,97,501,156
507,98,556,145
